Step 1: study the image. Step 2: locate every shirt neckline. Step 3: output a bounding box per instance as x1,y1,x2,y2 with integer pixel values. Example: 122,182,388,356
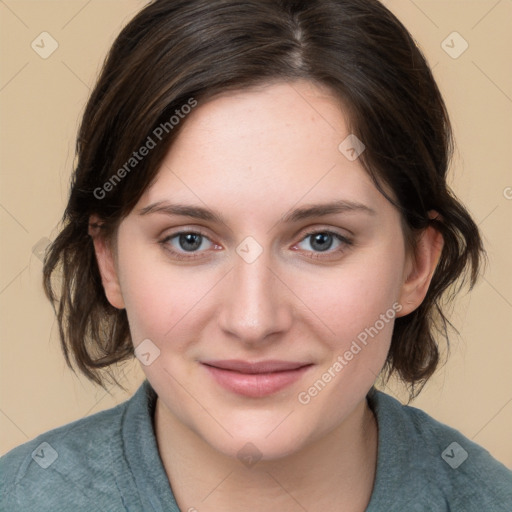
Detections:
119,380,414,511
119,380,181,512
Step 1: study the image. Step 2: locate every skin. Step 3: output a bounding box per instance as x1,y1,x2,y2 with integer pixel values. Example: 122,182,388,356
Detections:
91,80,443,512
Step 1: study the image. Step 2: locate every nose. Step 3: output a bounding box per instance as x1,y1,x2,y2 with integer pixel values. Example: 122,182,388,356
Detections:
217,248,293,346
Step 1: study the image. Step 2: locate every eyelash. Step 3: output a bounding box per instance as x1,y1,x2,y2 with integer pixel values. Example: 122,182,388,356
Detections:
159,229,353,262
298,230,353,260
159,230,219,262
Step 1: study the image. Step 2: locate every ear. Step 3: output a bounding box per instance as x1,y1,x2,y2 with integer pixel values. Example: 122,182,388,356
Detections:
397,212,444,317
88,215,125,309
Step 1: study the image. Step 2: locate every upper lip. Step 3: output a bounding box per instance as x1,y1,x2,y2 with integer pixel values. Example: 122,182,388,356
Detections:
201,360,312,374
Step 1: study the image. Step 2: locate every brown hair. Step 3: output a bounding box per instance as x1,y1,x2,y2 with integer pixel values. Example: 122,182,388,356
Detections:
43,0,484,398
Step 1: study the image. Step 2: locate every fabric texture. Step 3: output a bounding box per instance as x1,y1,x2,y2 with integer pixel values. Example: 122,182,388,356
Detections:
1,380,511,511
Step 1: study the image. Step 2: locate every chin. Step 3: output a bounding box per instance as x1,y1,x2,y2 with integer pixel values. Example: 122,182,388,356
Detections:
211,433,307,464
191,412,316,464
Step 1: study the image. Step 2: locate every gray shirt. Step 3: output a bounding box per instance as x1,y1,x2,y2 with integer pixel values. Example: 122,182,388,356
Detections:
1,380,511,511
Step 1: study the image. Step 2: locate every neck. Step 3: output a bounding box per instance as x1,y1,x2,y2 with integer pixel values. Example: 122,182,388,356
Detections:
154,397,378,512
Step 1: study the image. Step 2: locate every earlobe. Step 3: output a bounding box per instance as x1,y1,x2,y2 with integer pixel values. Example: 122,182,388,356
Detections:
89,215,125,310
397,217,444,317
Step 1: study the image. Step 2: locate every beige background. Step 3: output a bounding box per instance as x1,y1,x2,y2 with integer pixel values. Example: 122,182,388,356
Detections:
1,0,511,469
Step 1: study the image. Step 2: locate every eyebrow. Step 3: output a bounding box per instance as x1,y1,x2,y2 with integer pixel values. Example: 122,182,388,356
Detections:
281,200,376,222
138,201,227,223
137,199,376,224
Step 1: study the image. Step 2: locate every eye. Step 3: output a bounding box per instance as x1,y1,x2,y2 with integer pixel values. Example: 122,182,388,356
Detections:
160,231,219,260
294,230,353,259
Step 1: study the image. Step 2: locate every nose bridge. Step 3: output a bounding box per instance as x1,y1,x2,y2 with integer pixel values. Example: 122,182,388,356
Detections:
218,245,290,342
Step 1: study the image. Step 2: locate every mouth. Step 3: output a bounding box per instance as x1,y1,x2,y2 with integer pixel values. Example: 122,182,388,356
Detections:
201,359,313,398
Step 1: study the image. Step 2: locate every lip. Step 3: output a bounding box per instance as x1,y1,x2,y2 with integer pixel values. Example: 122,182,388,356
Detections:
201,359,313,398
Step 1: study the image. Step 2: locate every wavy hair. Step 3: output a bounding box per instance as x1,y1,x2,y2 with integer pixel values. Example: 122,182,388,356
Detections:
43,0,484,398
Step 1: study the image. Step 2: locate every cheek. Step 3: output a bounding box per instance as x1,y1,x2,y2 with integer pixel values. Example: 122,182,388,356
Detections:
293,247,405,349
116,241,215,347
292,253,404,421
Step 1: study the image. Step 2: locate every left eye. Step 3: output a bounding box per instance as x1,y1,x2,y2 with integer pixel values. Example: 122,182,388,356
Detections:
297,231,350,253
163,232,213,253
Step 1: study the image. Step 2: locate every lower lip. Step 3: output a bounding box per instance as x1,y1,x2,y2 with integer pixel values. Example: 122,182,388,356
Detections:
202,364,312,398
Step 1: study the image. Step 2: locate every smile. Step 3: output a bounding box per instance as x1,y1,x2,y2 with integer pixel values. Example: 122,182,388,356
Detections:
201,360,313,398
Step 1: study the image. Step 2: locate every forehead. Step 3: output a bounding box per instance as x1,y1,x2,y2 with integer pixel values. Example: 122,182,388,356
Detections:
136,80,389,223
173,80,348,158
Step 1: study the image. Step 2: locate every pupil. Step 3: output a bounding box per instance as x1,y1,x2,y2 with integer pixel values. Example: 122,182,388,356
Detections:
312,233,332,252
180,233,202,251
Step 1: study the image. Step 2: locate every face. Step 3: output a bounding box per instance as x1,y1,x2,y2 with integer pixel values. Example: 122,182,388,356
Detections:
95,80,436,461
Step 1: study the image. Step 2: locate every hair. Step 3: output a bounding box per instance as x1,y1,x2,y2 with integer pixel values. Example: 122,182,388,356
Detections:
43,0,484,399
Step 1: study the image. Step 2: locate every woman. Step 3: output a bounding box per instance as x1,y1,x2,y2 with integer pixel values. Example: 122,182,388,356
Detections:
1,0,511,510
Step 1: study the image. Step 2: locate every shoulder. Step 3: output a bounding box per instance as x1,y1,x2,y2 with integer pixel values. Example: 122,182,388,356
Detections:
0,398,129,511
370,389,512,511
